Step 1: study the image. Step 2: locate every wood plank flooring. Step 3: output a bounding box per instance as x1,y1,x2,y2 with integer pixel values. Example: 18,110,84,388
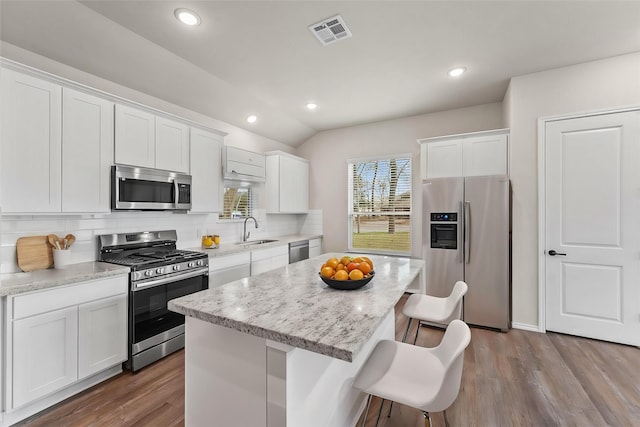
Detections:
17,294,640,427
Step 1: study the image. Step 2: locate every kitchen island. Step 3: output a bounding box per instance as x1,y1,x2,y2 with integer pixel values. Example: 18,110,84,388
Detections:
168,253,424,427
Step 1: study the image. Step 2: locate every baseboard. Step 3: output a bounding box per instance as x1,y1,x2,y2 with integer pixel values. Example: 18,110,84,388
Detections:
511,322,544,333
2,365,123,427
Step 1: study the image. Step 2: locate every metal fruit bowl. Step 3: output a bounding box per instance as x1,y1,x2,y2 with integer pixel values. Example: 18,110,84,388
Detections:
319,271,375,290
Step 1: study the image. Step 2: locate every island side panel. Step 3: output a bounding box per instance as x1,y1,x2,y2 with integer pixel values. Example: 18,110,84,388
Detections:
266,310,396,427
185,317,267,427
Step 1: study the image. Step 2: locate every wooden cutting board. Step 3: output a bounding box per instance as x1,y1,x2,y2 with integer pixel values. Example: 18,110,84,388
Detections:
16,236,54,272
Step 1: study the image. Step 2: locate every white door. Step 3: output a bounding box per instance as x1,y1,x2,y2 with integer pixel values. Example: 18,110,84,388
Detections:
0,69,62,213
78,294,127,380
62,88,114,213
13,306,79,408
545,109,640,345
156,116,190,173
114,104,155,168
190,128,222,213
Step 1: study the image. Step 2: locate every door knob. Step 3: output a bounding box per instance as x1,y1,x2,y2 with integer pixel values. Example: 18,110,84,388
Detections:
547,250,566,256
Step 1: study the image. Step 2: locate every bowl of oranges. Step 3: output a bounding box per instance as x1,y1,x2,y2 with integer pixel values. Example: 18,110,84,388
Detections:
319,256,375,290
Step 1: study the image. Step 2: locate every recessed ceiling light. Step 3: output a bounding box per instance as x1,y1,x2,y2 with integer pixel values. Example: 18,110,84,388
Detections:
306,103,317,110
174,8,201,26
448,67,467,77
246,115,257,124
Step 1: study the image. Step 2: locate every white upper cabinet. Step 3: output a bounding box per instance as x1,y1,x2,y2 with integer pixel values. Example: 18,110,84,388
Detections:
1,68,62,213
265,151,309,213
115,104,191,173
62,88,114,213
155,116,190,173
419,129,509,179
190,127,223,213
114,104,155,169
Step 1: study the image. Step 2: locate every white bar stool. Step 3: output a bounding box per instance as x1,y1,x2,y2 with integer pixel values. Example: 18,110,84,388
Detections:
354,319,471,427
402,281,468,344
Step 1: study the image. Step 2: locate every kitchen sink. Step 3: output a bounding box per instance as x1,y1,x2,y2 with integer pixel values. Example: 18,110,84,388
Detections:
236,239,279,246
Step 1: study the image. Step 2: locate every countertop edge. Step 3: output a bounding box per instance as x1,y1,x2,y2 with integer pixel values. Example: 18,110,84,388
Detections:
0,262,130,297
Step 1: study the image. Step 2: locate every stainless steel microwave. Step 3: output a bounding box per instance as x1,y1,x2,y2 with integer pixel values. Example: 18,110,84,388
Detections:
112,165,192,211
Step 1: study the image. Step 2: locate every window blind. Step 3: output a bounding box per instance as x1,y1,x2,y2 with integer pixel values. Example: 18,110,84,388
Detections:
221,186,252,219
348,156,412,254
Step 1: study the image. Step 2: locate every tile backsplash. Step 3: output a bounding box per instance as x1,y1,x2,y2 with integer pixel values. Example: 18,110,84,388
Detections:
0,209,322,274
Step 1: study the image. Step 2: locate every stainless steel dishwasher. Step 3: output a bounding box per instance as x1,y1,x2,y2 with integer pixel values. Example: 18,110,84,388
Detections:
289,240,309,264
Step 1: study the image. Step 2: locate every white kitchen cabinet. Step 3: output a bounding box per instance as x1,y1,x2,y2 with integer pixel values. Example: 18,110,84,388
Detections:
419,129,509,179
6,275,128,411
0,68,62,213
77,294,127,380
251,245,289,276
62,88,114,213
309,238,322,258
265,151,309,213
190,128,223,213
12,306,78,408
156,116,190,173
114,104,156,169
223,145,266,181
209,252,251,288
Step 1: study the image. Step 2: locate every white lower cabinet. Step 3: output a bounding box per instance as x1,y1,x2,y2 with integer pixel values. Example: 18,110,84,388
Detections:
251,245,289,276
209,252,251,288
78,295,127,380
309,238,322,258
6,275,128,414
12,306,79,408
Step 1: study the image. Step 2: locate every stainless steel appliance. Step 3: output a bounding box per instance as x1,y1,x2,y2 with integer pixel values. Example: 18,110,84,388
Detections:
423,175,510,331
112,164,192,211
98,230,208,371
289,240,309,264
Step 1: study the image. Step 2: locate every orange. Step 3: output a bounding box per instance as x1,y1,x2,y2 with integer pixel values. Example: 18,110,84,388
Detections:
361,256,374,270
321,266,335,278
336,263,346,271
358,261,372,275
334,270,349,281
325,258,339,270
340,256,353,266
347,262,360,272
349,269,364,280
352,257,364,263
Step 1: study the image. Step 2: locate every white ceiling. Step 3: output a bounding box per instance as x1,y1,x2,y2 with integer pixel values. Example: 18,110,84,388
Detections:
1,1,639,146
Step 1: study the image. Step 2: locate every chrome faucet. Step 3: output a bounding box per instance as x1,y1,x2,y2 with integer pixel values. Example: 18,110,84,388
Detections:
243,216,258,242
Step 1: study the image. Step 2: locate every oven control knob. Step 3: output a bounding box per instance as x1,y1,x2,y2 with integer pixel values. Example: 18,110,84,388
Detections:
196,260,203,266
173,265,180,271
188,262,195,268
156,268,164,274
145,270,153,277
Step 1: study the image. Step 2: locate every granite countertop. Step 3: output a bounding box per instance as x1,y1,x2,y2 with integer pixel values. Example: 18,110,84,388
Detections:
185,234,323,258
168,253,424,362
0,262,130,297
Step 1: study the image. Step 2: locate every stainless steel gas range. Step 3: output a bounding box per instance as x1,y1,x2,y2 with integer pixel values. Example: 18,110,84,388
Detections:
98,230,208,371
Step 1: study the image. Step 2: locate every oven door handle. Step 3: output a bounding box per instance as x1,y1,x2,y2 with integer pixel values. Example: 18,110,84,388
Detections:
133,267,209,291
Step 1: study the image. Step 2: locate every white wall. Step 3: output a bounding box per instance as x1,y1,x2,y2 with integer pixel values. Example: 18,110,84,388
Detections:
297,103,504,257
505,52,640,328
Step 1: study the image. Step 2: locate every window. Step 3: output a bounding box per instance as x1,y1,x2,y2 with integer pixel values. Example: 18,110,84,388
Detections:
220,186,252,220
348,156,412,254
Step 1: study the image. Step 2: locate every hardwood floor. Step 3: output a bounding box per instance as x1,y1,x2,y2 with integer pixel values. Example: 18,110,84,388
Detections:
17,294,640,427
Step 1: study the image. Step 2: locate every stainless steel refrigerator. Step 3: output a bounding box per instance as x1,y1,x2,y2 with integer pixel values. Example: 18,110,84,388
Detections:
423,175,510,331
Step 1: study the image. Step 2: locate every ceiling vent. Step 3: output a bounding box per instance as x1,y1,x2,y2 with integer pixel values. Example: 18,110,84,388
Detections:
308,15,352,46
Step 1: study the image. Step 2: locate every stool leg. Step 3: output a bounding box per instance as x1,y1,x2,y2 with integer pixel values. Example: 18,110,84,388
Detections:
413,320,421,345
361,394,372,427
401,317,413,342
374,398,385,427
423,411,431,427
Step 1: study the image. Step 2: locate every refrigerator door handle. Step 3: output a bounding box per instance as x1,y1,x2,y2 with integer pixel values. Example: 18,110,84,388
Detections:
464,201,471,264
458,201,464,263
